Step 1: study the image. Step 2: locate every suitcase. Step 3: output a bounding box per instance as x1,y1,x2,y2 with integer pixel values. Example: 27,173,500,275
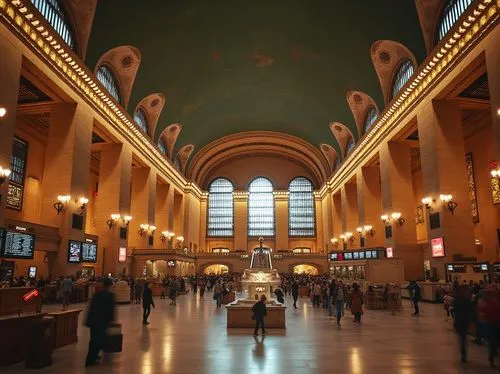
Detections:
103,323,122,353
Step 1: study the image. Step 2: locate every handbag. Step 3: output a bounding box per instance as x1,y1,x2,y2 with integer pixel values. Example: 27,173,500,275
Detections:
103,323,123,353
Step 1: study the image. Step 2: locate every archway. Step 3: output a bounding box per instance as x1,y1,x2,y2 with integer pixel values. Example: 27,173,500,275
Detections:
292,264,319,275
204,264,229,275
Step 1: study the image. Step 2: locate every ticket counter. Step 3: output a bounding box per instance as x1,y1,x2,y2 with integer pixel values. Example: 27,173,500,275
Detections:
445,262,490,284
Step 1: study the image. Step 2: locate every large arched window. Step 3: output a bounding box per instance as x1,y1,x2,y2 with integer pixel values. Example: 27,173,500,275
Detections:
437,0,473,42
345,137,355,156
134,108,149,134
288,177,315,237
31,0,75,50
391,60,414,99
207,178,234,237
364,107,378,134
248,177,274,237
96,65,121,104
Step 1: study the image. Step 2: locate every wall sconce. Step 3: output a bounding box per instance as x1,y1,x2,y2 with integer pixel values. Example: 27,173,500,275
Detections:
106,213,121,229
491,168,500,179
121,215,132,227
363,225,375,236
149,225,156,235
339,234,346,242
138,224,149,237
160,231,170,242
176,236,185,248
79,197,89,215
391,212,405,226
53,195,71,215
421,196,434,214
0,166,11,185
381,214,390,225
440,194,457,214
356,227,363,236
330,238,339,248
0,107,7,119
345,232,354,243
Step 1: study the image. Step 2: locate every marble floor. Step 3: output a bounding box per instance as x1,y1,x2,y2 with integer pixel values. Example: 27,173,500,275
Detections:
3,292,498,374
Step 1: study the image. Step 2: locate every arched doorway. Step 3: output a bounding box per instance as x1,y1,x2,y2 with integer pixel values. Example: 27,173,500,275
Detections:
204,264,229,275
292,264,319,275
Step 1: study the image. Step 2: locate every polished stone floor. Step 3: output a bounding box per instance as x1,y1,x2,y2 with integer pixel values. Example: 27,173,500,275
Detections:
3,292,498,374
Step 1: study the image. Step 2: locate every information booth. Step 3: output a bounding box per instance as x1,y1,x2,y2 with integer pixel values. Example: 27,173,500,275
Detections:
445,262,491,284
327,247,405,288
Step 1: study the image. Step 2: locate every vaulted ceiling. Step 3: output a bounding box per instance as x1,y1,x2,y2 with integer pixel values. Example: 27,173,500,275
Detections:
86,0,426,158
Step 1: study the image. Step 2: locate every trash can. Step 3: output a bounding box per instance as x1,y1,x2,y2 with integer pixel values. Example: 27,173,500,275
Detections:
25,316,54,369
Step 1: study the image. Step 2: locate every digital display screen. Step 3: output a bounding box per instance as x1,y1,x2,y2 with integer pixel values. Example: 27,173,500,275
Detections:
28,266,37,279
329,253,338,261
2,231,35,259
447,264,454,271
118,247,127,263
371,250,378,259
82,242,97,263
68,240,82,263
353,252,359,259
481,264,488,271
359,252,365,259
344,253,353,260
386,247,394,258
365,251,372,259
431,237,446,258
0,228,5,253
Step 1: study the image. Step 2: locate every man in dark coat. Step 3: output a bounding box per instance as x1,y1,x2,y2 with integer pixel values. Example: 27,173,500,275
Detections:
85,277,115,367
407,281,421,316
453,285,473,363
252,295,267,336
291,281,299,309
142,281,155,325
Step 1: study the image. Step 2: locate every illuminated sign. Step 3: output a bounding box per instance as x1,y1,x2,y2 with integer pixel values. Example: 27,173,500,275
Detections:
118,247,127,263
15,226,27,231
85,238,94,243
22,289,39,303
431,237,446,258
386,247,394,258
255,286,265,292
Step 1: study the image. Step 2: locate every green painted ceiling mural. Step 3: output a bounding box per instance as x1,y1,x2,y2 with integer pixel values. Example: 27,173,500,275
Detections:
87,0,426,157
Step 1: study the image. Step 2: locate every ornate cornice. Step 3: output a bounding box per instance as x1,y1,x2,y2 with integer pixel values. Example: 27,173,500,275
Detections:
0,0,194,194
318,0,498,199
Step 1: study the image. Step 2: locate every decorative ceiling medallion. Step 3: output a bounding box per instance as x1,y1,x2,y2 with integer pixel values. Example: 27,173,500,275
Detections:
151,98,160,108
379,51,391,64
353,94,362,103
121,55,133,68
334,125,342,132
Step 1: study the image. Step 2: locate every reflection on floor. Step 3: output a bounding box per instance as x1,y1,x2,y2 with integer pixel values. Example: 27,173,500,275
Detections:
3,292,497,374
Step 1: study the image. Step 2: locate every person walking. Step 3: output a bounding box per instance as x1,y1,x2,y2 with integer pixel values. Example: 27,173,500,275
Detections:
274,287,285,304
142,282,155,325
328,280,337,317
313,282,321,308
335,281,346,326
407,281,421,316
252,295,267,336
478,287,500,367
214,280,223,308
169,280,178,306
350,283,364,323
291,281,299,309
134,279,142,304
85,278,115,367
453,285,473,363
61,275,73,310
199,280,206,299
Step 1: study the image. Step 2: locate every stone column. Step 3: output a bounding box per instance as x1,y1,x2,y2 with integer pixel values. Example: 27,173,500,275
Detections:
154,182,170,247
0,35,22,226
274,191,289,250
172,190,184,247
485,26,500,162
40,103,93,277
129,167,156,249
341,183,359,250
417,100,475,277
199,195,208,252
321,193,333,251
233,192,248,251
356,166,384,247
332,192,342,249
379,141,421,280
94,144,132,276
315,194,324,252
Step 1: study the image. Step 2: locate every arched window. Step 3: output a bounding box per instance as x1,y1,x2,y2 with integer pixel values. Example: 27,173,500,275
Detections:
207,178,234,237
248,177,274,237
96,65,121,104
391,60,414,99
345,137,355,156
364,107,378,134
134,108,149,134
31,0,75,50
437,0,473,42
288,177,315,237
158,141,167,155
